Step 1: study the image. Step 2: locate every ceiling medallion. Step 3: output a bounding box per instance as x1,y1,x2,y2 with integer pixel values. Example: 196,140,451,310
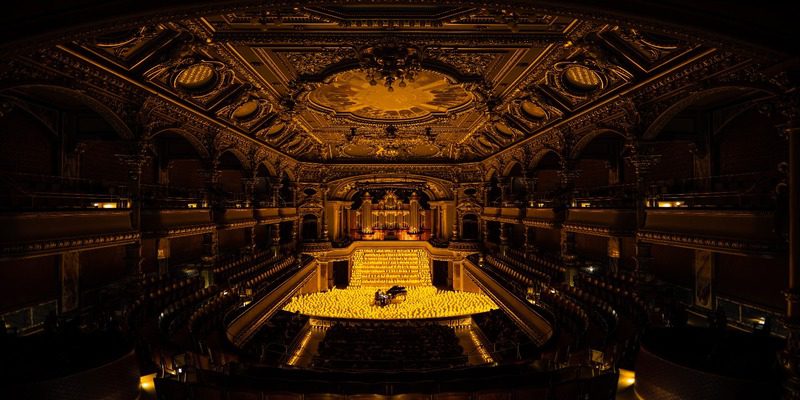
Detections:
562,65,602,92
175,63,218,91
358,42,422,92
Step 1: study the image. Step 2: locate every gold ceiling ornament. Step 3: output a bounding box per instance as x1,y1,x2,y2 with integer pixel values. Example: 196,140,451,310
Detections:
175,63,217,91
232,100,260,119
307,69,473,123
358,42,423,92
521,101,547,120
563,64,602,91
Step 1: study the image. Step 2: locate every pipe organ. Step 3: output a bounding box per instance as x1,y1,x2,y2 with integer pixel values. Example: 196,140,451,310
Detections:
356,191,425,238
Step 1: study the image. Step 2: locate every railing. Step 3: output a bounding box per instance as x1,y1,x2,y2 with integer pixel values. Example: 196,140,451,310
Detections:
647,171,777,209
0,171,129,210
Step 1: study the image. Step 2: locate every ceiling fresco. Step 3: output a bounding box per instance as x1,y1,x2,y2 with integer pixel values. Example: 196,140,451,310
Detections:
307,69,473,123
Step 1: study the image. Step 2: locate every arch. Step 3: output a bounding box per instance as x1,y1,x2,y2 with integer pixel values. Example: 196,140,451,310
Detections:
502,160,523,177
529,149,562,170
327,173,454,201
301,214,319,241
1,84,134,139
256,160,277,178
484,167,498,182
461,213,480,241
570,129,628,160
150,128,210,159
642,86,776,140
218,148,250,171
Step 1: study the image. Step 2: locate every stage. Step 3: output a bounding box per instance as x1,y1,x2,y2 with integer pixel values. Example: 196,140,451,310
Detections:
282,286,498,320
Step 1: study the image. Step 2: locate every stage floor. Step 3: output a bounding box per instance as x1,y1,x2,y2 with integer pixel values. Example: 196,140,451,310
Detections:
283,286,498,320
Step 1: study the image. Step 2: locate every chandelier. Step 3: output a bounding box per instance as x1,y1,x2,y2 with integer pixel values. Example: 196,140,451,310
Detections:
358,43,422,92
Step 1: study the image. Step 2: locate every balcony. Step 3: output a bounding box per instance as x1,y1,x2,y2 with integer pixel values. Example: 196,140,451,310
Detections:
523,208,560,229
638,209,781,255
482,207,522,223
218,208,256,230
0,210,139,259
140,209,215,238
562,208,637,237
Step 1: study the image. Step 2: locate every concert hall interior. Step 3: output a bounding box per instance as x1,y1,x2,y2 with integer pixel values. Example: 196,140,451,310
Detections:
0,1,798,399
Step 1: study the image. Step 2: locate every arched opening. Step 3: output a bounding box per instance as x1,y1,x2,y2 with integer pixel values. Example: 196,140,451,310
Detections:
254,163,273,207
486,174,502,206
147,131,207,207
301,214,319,241
278,174,295,207
505,163,527,206
217,151,246,203
528,151,562,204
644,87,779,209
571,131,630,207
461,214,479,241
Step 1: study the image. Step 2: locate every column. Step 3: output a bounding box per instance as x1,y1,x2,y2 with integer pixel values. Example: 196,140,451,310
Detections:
271,180,282,207
124,242,144,277
201,231,218,270
320,185,330,241
482,218,489,246
291,219,299,250
608,236,621,275
271,223,281,257
625,143,661,281
451,185,460,240
497,177,509,206
782,104,800,399
527,177,538,207
524,226,537,257
499,222,510,253
59,252,80,313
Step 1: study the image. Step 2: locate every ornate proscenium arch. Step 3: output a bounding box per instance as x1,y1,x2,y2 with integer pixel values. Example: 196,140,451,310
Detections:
326,173,455,201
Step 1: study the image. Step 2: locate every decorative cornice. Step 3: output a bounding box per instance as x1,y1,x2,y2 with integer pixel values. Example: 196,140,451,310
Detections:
0,231,140,259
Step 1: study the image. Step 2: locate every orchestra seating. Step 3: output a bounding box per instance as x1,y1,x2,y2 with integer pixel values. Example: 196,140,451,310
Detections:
313,322,467,370
241,311,309,365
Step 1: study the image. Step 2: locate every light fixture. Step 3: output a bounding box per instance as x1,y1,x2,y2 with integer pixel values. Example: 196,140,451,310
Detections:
358,42,422,92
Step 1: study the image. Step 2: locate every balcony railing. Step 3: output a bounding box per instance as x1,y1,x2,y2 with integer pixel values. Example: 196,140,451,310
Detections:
0,172,129,210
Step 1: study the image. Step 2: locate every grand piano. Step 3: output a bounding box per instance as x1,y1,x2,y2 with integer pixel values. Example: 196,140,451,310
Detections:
374,285,408,307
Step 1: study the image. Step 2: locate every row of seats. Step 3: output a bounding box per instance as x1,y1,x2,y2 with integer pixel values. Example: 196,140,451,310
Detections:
212,250,272,282
188,290,240,338
485,255,550,289
572,273,646,319
240,255,297,294
131,275,205,319
502,249,567,282
226,255,284,286
158,286,220,336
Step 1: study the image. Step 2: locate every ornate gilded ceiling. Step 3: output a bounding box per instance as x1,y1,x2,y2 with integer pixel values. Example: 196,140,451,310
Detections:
14,2,779,171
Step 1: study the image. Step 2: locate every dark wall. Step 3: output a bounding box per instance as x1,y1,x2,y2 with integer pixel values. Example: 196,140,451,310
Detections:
650,244,694,288
79,245,126,293
169,234,202,266
0,109,55,175
0,255,59,312
219,229,246,252
716,254,786,310
574,233,608,260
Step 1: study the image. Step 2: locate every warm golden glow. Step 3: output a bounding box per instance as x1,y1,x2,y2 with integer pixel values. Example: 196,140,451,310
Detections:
176,64,216,90
656,200,684,208
350,248,430,287
139,373,157,394
563,65,601,91
308,69,472,121
287,328,313,366
618,368,636,391
469,328,495,364
233,100,260,119
283,286,498,320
